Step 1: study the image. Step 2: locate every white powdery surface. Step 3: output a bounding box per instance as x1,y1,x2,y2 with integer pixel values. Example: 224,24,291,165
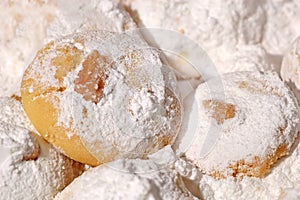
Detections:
262,0,300,55
122,0,300,75
0,97,84,200
198,140,300,199
281,36,300,90
55,158,197,200
176,145,300,200
0,97,36,132
0,0,136,97
22,29,181,163
185,71,299,178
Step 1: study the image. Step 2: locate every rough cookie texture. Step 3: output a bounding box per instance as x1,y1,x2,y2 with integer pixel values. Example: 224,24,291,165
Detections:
21,30,182,166
186,71,299,179
0,97,84,200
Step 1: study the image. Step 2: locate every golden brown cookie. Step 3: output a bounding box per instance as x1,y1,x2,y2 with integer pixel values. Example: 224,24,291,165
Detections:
21,30,182,166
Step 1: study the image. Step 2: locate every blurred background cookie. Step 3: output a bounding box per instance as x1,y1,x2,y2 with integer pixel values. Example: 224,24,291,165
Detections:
281,36,300,90
0,0,135,97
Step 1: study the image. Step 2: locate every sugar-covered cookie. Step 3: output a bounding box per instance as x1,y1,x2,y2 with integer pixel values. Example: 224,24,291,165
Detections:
21,30,182,166
0,97,84,200
186,71,299,179
54,159,197,200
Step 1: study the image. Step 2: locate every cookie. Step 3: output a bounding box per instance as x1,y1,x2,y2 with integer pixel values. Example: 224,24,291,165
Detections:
54,159,197,200
186,71,299,179
0,97,84,200
21,30,182,166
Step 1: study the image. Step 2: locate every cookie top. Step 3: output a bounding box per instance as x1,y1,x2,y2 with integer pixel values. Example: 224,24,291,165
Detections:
185,71,299,179
21,30,182,165
281,36,300,89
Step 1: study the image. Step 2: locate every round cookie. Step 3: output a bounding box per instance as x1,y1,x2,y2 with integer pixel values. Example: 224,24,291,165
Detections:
185,71,299,179
0,97,84,200
21,30,182,166
54,159,197,200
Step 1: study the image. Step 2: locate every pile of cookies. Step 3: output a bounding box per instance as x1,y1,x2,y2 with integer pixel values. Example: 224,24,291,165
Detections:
1,0,300,200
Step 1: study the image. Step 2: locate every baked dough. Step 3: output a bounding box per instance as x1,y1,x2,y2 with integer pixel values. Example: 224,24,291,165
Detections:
21,30,182,166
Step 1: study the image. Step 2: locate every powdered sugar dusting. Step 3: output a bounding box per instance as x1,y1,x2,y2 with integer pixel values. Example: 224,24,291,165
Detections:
185,71,299,178
123,0,300,75
281,36,300,90
197,139,300,199
0,97,84,200
55,158,197,200
0,97,36,132
22,30,181,164
0,0,135,97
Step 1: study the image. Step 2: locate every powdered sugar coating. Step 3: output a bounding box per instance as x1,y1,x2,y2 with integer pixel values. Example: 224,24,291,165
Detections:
0,0,135,97
21,30,182,165
281,36,300,90
0,97,84,200
122,0,300,76
55,158,197,200
176,147,300,200
122,0,264,75
185,71,299,178
0,97,36,132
